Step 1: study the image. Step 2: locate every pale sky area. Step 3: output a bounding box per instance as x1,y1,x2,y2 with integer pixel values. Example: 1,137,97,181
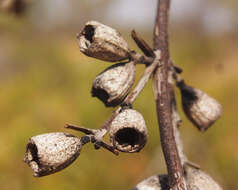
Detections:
105,0,236,33
31,0,237,34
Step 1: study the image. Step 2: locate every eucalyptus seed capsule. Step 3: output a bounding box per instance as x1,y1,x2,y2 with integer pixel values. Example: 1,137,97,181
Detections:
24,132,82,177
109,109,147,153
178,81,222,132
91,61,136,107
185,166,223,190
132,174,169,190
77,20,130,62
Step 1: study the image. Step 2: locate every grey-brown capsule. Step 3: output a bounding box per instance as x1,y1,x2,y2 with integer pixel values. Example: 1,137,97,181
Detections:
109,109,147,153
185,166,223,190
77,20,130,62
24,132,82,177
178,81,223,132
91,61,136,107
132,174,169,190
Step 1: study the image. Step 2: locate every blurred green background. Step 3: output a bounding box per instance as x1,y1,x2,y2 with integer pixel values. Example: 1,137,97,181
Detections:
0,0,237,189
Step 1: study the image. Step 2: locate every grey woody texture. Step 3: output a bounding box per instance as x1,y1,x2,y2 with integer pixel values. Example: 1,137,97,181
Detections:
109,109,147,153
132,174,169,190
92,61,136,107
132,166,223,190
185,166,223,190
179,82,223,131
153,0,187,188
24,132,82,177
78,20,130,62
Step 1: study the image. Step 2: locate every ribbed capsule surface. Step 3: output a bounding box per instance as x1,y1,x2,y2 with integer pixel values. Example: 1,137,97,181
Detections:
109,109,147,153
91,61,136,107
77,20,130,62
178,82,223,132
24,132,82,177
185,166,223,190
132,174,169,190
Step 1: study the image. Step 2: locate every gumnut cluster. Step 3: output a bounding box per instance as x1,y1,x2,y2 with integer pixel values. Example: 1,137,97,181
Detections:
24,21,149,177
24,20,223,190
77,21,148,152
78,21,137,107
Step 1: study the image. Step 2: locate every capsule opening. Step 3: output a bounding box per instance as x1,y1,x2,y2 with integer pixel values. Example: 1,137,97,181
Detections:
115,128,144,148
84,25,95,43
25,142,40,165
178,82,198,102
91,88,110,106
181,88,198,102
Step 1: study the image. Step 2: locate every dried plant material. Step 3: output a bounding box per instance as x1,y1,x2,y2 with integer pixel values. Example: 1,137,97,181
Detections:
178,81,223,132
77,21,130,62
185,166,223,190
132,174,169,190
92,61,136,107
24,132,82,177
109,109,147,153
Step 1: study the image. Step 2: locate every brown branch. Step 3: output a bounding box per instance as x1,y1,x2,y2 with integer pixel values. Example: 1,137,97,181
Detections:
152,0,187,189
131,30,155,58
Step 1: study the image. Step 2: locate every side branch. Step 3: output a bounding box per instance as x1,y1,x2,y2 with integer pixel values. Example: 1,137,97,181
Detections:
153,0,187,189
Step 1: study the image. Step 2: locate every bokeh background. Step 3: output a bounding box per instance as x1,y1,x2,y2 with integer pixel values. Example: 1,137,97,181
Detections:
0,0,237,189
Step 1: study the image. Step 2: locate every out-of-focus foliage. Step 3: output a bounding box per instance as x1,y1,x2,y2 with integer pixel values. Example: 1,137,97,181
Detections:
0,1,237,189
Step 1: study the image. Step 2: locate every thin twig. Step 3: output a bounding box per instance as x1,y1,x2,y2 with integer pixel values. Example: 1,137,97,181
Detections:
123,50,160,105
169,66,200,170
131,30,155,58
94,141,119,155
168,69,188,165
100,108,121,130
152,0,187,189
65,125,119,155
129,51,154,66
65,124,94,134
